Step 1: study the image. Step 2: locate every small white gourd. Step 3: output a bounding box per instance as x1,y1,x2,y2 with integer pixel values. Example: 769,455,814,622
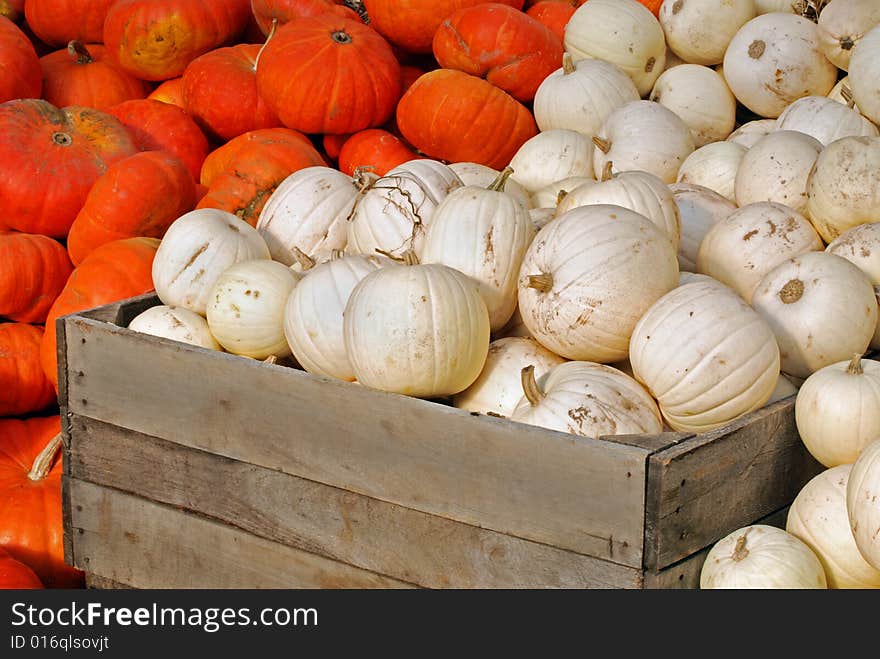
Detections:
669,182,738,273
817,0,880,71
508,130,594,193
848,23,880,125
676,141,746,203
659,0,757,67
847,438,880,570
726,118,777,148
127,305,221,350
775,96,878,146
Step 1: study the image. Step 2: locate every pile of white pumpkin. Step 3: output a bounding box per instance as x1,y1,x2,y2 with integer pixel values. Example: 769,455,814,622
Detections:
127,0,880,587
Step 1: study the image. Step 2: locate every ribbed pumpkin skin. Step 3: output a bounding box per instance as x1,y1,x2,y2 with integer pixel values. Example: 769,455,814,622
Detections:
196,128,326,226
338,129,420,176
251,0,361,34
0,100,138,238
24,0,114,47
103,0,252,81
526,1,581,41
107,99,210,181
396,69,538,170
40,238,160,389
255,15,402,135
0,1,24,22
39,42,151,112
0,324,56,417
147,77,186,109
66,152,197,266
432,3,564,102
182,44,281,141
0,16,41,103
362,0,525,54
0,416,84,588
0,547,43,589
0,233,73,324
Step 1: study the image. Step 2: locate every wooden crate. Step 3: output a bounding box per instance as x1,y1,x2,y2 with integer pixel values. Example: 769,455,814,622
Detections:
59,294,821,589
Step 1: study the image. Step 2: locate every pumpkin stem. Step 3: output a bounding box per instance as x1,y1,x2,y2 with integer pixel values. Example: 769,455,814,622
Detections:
592,136,612,154
779,279,804,304
254,18,277,71
28,433,62,482
732,530,750,562
263,355,278,365
562,52,575,75
601,161,614,182
488,167,514,192
840,83,855,109
556,189,568,206
402,250,420,266
847,353,864,375
527,273,554,293
291,246,316,271
330,249,345,261
342,0,370,24
521,365,545,407
331,30,353,45
67,40,93,65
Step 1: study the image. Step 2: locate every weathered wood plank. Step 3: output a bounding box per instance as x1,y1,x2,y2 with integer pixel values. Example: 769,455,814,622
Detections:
62,309,650,567
68,415,644,589
85,573,133,590
68,479,415,589
643,399,821,570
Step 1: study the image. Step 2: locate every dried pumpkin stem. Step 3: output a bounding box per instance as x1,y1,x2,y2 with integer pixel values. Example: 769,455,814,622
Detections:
488,167,514,192
521,365,545,407
847,353,864,375
562,52,575,75
527,273,554,293
402,250,420,266
592,136,612,154
253,18,278,71
67,41,93,65
840,83,855,109
330,249,345,261
292,246,316,271
556,189,568,206
263,355,278,365
601,161,614,182
28,433,62,482
732,531,750,562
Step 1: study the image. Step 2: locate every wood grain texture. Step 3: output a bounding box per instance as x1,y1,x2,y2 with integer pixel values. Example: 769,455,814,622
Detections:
67,415,644,589
62,306,650,566
85,573,133,589
643,400,821,570
68,479,415,589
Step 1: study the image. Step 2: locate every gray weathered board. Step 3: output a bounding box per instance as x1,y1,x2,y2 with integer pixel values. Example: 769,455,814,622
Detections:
59,294,822,588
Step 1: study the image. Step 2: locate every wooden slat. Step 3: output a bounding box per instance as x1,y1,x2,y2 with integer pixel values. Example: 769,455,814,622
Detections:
68,479,414,589
62,307,650,567
643,400,821,570
68,415,644,589
85,573,133,590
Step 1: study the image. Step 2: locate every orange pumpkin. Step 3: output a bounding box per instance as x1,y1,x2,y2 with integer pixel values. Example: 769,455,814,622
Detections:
0,547,43,589
0,324,56,417
525,1,582,41
103,0,253,81
147,77,186,109
40,238,160,389
338,128,421,176
0,232,74,324
433,3,563,102
255,15,401,135
107,98,210,181
396,69,538,169
182,43,281,141
637,0,662,17
0,16,41,103
0,0,24,22
250,0,361,34
0,100,138,238
24,0,114,47
39,42,151,111
362,0,525,54
66,151,197,265
0,416,83,588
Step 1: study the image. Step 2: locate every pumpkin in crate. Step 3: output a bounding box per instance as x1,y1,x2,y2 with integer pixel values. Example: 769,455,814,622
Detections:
0,547,43,589
0,100,138,238
0,232,73,324
337,129,421,177
40,238,161,389
251,0,361,34
24,0,114,47
0,324,56,417
0,16,41,103
0,416,84,588
103,0,253,81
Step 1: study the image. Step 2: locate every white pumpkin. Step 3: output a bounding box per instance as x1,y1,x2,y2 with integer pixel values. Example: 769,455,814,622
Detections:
722,12,837,118
127,305,221,351
453,337,566,417
726,118,777,148
497,305,532,339
769,372,799,404
675,141,746,203
510,362,663,437
734,130,823,215
255,166,360,270
557,167,681,249
152,208,271,316
346,159,463,259
528,207,557,232
649,64,737,147
806,136,880,244
847,438,880,570
508,130,594,193
670,182,738,273
848,24,880,125
422,170,535,331
518,204,679,362
564,0,667,97
343,260,490,398
663,46,686,71
532,54,641,138
283,253,389,381
787,465,880,589
658,0,757,67
774,96,879,146
697,202,823,303
447,162,531,209
678,271,722,287
592,100,695,184
700,524,827,589
751,252,878,379
754,0,797,12
531,176,593,209
817,0,880,71
206,259,299,359
795,355,880,468
629,280,780,432
826,223,880,348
